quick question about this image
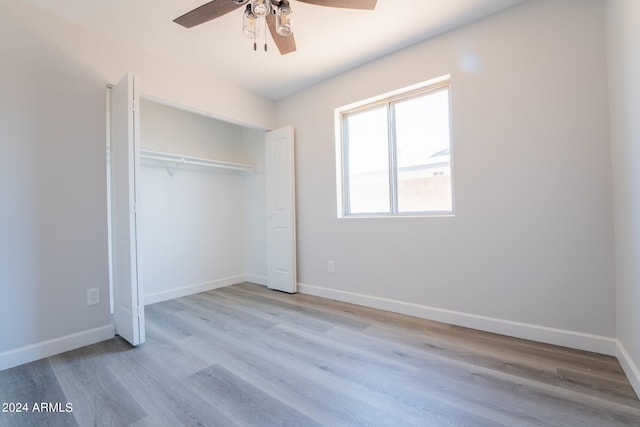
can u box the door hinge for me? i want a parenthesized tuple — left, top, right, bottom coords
(133, 305, 143, 318)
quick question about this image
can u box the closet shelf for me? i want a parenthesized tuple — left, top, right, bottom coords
(140, 149, 254, 173)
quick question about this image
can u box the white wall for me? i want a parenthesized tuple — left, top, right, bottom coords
(139, 100, 266, 304)
(0, 6, 112, 367)
(0, 0, 272, 370)
(140, 99, 248, 161)
(1, 0, 275, 130)
(277, 0, 616, 352)
(605, 0, 640, 394)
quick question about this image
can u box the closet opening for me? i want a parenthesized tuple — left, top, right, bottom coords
(107, 88, 279, 346)
(133, 98, 269, 307)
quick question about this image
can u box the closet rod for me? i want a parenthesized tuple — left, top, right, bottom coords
(140, 149, 253, 172)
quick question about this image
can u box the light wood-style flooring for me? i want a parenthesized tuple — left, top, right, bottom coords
(1, 282, 639, 426)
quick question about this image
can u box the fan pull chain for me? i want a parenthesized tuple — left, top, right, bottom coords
(254, 19, 258, 51)
(264, 14, 268, 52)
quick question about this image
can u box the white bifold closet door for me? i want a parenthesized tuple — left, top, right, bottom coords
(110, 73, 145, 346)
(266, 125, 297, 293)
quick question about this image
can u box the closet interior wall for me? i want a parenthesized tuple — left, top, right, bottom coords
(139, 99, 267, 305)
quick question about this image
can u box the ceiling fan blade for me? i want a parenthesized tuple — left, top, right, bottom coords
(174, 0, 244, 28)
(266, 13, 297, 55)
(296, 0, 377, 10)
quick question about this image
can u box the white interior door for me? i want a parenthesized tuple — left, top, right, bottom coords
(110, 73, 145, 345)
(266, 125, 297, 293)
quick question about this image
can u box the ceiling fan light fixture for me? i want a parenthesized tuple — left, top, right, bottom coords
(276, 2, 293, 37)
(174, 0, 377, 55)
(242, 4, 260, 39)
(251, 0, 271, 17)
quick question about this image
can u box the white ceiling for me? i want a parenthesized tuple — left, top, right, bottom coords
(23, 0, 525, 100)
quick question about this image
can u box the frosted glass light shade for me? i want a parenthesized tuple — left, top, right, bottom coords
(276, 7, 292, 37)
(276, 1, 293, 37)
(251, 0, 271, 17)
(243, 6, 260, 38)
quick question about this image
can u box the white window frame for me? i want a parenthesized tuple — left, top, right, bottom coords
(335, 75, 455, 218)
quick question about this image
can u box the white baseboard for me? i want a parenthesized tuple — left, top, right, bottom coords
(144, 275, 247, 305)
(616, 341, 640, 398)
(0, 325, 114, 372)
(297, 282, 618, 356)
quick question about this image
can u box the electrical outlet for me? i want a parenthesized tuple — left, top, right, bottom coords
(86, 288, 100, 306)
(328, 260, 335, 273)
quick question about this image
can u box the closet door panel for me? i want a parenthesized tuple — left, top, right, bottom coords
(110, 73, 145, 346)
(266, 126, 296, 293)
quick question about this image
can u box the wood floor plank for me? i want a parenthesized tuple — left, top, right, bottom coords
(180, 335, 407, 426)
(407, 355, 640, 426)
(144, 303, 194, 341)
(259, 325, 502, 426)
(202, 288, 336, 334)
(161, 303, 455, 425)
(232, 282, 453, 332)
(105, 344, 239, 427)
(357, 320, 640, 408)
(180, 297, 506, 425)
(1, 282, 639, 426)
(48, 340, 147, 427)
(180, 329, 493, 426)
(219, 285, 372, 331)
(443, 324, 625, 377)
(0, 359, 78, 427)
(187, 364, 322, 427)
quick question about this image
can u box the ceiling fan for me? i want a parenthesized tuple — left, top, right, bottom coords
(173, 0, 378, 55)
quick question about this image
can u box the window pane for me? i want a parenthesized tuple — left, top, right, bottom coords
(345, 106, 390, 214)
(395, 89, 452, 212)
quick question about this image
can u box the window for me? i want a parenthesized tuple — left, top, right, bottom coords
(337, 78, 453, 217)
